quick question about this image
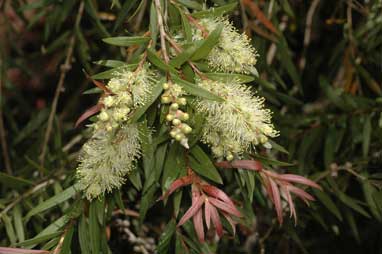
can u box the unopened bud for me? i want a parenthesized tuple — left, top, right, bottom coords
(161, 95, 171, 104)
(172, 119, 181, 126)
(170, 103, 179, 111)
(162, 82, 170, 90)
(166, 114, 174, 122)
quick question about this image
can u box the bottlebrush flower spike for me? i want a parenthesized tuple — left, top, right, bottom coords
(193, 17, 258, 74)
(216, 159, 321, 224)
(196, 79, 278, 160)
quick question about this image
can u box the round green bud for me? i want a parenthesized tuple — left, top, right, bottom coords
(178, 97, 187, 105)
(181, 113, 189, 121)
(175, 133, 183, 141)
(226, 154, 234, 161)
(99, 111, 109, 121)
(161, 95, 171, 104)
(170, 130, 177, 138)
(181, 125, 192, 134)
(172, 119, 181, 126)
(166, 114, 174, 122)
(162, 82, 170, 90)
(170, 103, 179, 111)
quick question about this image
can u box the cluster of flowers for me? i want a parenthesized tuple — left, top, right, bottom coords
(77, 66, 155, 200)
(160, 82, 192, 148)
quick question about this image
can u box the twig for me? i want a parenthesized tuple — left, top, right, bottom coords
(153, 0, 169, 63)
(299, 0, 320, 70)
(39, 1, 85, 167)
(52, 220, 74, 254)
(0, 29, 12, 174)
(266, 15, 288, 65)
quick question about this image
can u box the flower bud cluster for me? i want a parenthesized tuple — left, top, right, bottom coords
(95, 66, 155, 132)
(161, 82, 191, 148)
(193, 17, 258, 74)
(196, 79, 278, 160)
(77, 125, 141, 200)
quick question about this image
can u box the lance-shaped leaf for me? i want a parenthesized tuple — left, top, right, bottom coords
(209, 204, 223, 237)
(159, 175, 193, 201)
(208, 197, 241, 218)
(287, 185, 315, 203)
(282, 185, 297, 224)
(201, 185, 235, 207)
(215, 160, 262, 171)
(221, 212, 236, 235)
(193, 206, 205, 242)
(268, 178, 283, 224)
(204, 200, 212, 229)
(75, 104, 102, 127)
(178, 195, 205, 226)
(274, 174, 322, 190)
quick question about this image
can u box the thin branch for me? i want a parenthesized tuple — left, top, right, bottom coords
(39, 1, 85, 167)
(299, 0, 320, 70)
(154, 0, 169, 63)
(0, 178, 58, 217)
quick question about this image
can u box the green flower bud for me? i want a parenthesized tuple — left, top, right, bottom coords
(226, 153, 234, 161)
(170, 130, 177, 138)
(162, 82, 170, 90)
(178, 97, 187, 105)
(170, 103, 179, 111)
(99, 111, 109, 121)
(161, 95, 171, 104)
(172, 119, 181, 126)
(175, 133, 183, 141)
(166, 114, 175, 122)
(181, 124, 192, 134)
(181, 113, 189, 121)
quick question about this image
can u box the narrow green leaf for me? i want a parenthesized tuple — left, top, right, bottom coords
(157, 220, 176, 254)
(172, 75, 223, 101)
(147, 48, 177, 74)
(0, 172, 34, 189)
(362, 181, 382, 221)
(204, 72, 255, 83)
(78, 215, 91, 254)
(89, 201, 101, 254)
(113, 0, 139, 32)
(338, 192, 371, 218)
(179, 9, 192, 43)
(13, 205, 25, 242)
(84, 0, 110, 37)
(177, 0, 203, 10)
(191, 2, 238, 18)
(149, 2, 158, 48)
(93, 59, 127, 68)
(25, 184, 79, 220)
(169, 44, 198, 68)
(362, 115, 372, 158)
(18, 232, 62, 247)
(189, 146, 222, 184)
(130, 79, 164, 122)
(102, 36, 150, 46)
(2, 215, 17, 245)
(313, 189, 343, 221)
(190, 24, 223, 61)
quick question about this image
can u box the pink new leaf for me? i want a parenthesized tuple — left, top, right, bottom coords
(178, 195, 205, 226)
(0, 247, 49, 254)
(159, 176, 193, 201)
(193, 208, 205, 242)
(208, 197, 242, 218)
(276, 174, 322, 190)
(204, 200, 212, 229)
(75, 103, 102, 127)
(269, 178, 283, 224)
(201, 185, 235, 207)
(287, 185, 315, 203)
(209, 204, 223, 237)
(282, 185, 297, 225)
